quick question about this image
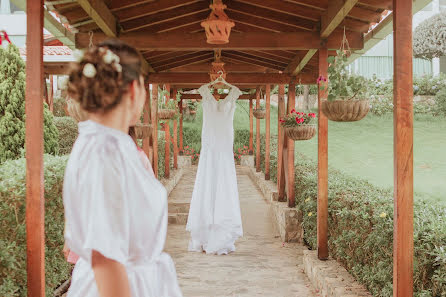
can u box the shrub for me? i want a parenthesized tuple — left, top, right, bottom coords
(413, 11, 446, 60)
(435, 87, 446, 116)
(0, 44, 59, 164)
(0, 155, 71, 297)
(54, 117, 78, 155)
(53, 97, 67, 117)
(413, 75, 446, 96)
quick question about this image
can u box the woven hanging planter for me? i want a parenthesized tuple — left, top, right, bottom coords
(201, 0, 234, 44)
(253, 109, 266, 119)
(134, 123, 152, 139)
(285, 125, 316, 141)
(67, 98, 88, 122)
(158, 109, 176, 120)
(321, 99, 370, 122)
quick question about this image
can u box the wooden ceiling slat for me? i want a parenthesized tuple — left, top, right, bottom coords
(113, 0, 202, 22)
(151, 51, 208, 67)
(77, 31, 364, 51)
(155, 54, 214, 72)
(225, 1, 316, 31)
(120, 2, 209, 31)
(167, 61, 268, 73)
(148, 72, 317, 84)
(357, 0, 392, 10)
(259, 50, 298, 60)
(109, 0, 158, 11)
(226, 51, 289, 68)
(240, 50, 291, 64)
(321, 0, 359, 38)
(222, 53, 285, 71)
(231, 22, 279, 33)
(123, 11, 208, 32)
(77, 0, 118, 37)
(56, 6, 88, 23)
(226, 11, 310, 32)
(282, 0, 327, 10)
(349, 6, 383, 22)
(234, 0, 322, 22)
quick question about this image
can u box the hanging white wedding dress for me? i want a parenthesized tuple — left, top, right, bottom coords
(186, 84, 243, 255)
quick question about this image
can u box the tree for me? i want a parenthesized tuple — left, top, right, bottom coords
(0, 44, 58, 164)
(413, 11, 446, 60)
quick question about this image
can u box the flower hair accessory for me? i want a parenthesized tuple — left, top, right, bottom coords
(73, 49, 84, 62)
(82, 63, 97, 78)
(103, 49, 120, 64)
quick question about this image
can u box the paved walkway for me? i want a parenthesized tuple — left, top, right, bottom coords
(165, 167, 318, 297)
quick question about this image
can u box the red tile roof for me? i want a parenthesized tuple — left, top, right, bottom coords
(19, 46, 72, 57)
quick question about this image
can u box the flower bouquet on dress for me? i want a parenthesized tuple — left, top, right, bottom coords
(280, 110, 316, 141)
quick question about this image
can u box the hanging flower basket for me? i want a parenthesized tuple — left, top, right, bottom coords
(285, 125, 316, 141)
(66, 98, 88, 122)
(280, 110, 317, 141)
(253, 109, 266, 119)
(134, 123, 152, 139)
(189, 109, 197, 115)
(158, 109, 176, 120)
(321, 99, 370, 122)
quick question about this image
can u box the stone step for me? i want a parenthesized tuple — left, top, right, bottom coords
(168, 213, 188, 225)
(168, 201, 190, 213)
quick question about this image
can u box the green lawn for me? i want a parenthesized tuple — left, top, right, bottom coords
(184, 102, 446, 204)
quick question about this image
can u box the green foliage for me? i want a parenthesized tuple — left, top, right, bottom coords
(324, 50, 369, 101)
(435, 88, 446, 116)
(413, 11, 446, 60)
(0, 44, 59, 164)
(54, 117, 78, 155)
(53, 97, 67, 117)
(413, 74, 446, 96)
(0, 155, 71, 297)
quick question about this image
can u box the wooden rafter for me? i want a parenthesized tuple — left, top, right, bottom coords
(227, 11, 312, 32)
(287, 0, 359, 75)
(166, 61, 268, 73)
(154, 52, 214, 72)
(76, 0, 118, 37)
(235, 0, 321, 21)
(120, 2, 209, 32)
(224, 51, 288, 69)
(225, 0, 316, 31)
(77, 31, 364, 51)
(74, 0, 154, 73)
(148, 73, 316, 84)
(222, 53, 285, 71)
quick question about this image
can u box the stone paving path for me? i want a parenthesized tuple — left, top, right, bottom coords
(165, 167, 319, 297)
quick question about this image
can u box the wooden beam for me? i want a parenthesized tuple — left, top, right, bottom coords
(286, 49, 318, 75)
(249, 99, 254, 155)
(179, 97, 184, 154)
(148, 73, 317, 85)
(120, 1, 209, 31)
(236, 0, 322, 21)
(76, 31, 364, 51)
(151, 84, 159, 177)
(265, 84, 271, 180)
(12, 0, 75, 48)
(393, 0, 414, 295)
(321, 0, 359, 38)
(317, 47, 328, 260)
(256, 87, 261, 172)
(163, 84, 171, 179)
(225, 51, 288, 68)
(26, 0, 45, 296)
(165, 61, 268, 73)
(222, 52, 286, 71)
(77, 0, 118, 36)
(287, 82, 296, 207)
(179, 94, 252, 100)
(172, 87, 178, 169)
(153, 52, 213, 70)
(277, 84, 286, 201)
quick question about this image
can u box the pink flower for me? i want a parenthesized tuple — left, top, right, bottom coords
(291, 109, 297, 114)
(317, 76, 327, 84)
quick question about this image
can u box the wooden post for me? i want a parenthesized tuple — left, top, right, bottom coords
(249, 98, 254, 155)
(265, 84, 271, 180)
(393, 0, 414, 295)
(287, 82, 296, 207)
(172, 88, 178, 169)
(179, 99, 183, 154)
(48, 75, 54, 112)
(317, 47, 329, 260)
(151, 84, 159, 178)
(26, 0, 45, 296)
(277, 84, 286, 201)
(143, 84, 151, 158)
(255, 86, 261, 172)
(164, 84, 170, 179)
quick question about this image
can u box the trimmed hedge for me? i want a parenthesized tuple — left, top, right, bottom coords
(54, 117, 78, 155)
(0, 155, 71, 297)
(257, 135, 446, 297)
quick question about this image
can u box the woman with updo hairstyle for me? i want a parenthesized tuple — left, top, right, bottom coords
(63, 39, 183, 297)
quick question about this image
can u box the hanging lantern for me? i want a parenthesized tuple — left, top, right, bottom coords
(209, 50, 226, 88)
(201, 0, 235, 44)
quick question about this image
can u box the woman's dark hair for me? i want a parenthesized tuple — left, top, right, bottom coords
(67, 39, 143, 113)
(128, 126, 137, 144)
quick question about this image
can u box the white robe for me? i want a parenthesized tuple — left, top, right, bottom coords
(63, 120, 182, 297)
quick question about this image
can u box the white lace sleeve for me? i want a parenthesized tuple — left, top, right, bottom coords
(228, 86, 243, 102)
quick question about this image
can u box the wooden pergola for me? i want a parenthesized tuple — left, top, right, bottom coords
(21, 0, 417, 296)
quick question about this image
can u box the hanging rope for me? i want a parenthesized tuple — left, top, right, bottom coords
(88, 31, 94, 48)
(340, 26, 351, 57)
